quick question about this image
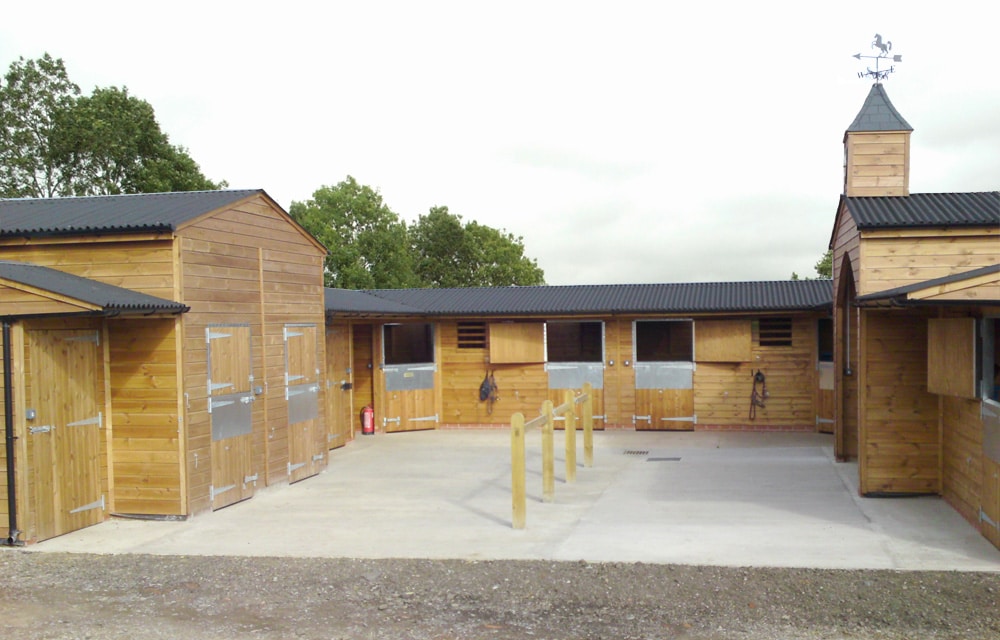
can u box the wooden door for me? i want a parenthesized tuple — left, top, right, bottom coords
(285, 324, 324, 482)
(26, 328, 103, 541)
(382, 323, 438, 433)
(632, 320, 695, 431)
(207, 324, 256, 510)
(325, 324, 353, 448)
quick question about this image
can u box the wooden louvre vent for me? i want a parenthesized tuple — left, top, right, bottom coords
(457, 322, 487, 349)
(757, 317, 793, 347)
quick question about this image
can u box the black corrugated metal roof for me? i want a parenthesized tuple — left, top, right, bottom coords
(847, 84, 912, 133)
(845, 192, 1000, 229)
(0, 189, 263, 237)
(0, 261, 189, 315)
(857, 264, 1000, 304)
(324, 288, 425, 315)
(326, 280, 833, 317)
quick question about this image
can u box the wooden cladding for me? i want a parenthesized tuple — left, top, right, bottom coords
(845, 131, 910, 197)
(695, 320, 751, 362)
(927, 317, 977, 399)
(489, 322, 544, 364)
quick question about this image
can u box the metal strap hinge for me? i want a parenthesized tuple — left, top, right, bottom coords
(661, 415, 697, 423)
(633, 415, 651, 423)
(210, 484, 237, 501)
(69, 495, 105, 514)
(67, 413, 102, 428)
(29, 425, 53, 435)
(981, 509, 999, 530)
(409, 414, 438, 423)
(384, 417, 401, 426)
(312, 453, 324, 462)
(816, 417, 835, 425)
(244, 473, 259, 484)
(65, 332, 100, 345)
(288, 462, 306, 474)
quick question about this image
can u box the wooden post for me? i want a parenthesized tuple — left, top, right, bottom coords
(564, 390, 577, 483)
(582, 382, 594, 468)
(511, 412, 526, 529)
(541, 400, 554, 502)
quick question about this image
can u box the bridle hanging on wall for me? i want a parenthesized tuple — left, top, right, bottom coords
(749, 369, 768, 421)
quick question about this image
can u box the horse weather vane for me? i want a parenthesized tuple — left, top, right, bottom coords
(854, 34, 902, 83)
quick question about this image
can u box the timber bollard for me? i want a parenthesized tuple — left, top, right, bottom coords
(564, 390, 577, 483)
(511, 412, 526, 529)
(542, 400, 555, 503)
(582, 382, 594, 468)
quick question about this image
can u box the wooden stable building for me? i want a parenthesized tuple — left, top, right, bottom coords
(322, 281, 834, 436)
(0, 190, 328, 544)
(831, 83, 1000, 549)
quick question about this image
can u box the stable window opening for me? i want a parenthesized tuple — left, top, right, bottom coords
(384, 323, 434, 365)
(547, 321, 603, 362)
(758, 317, 793, 347)
(635, 320, 693, 362)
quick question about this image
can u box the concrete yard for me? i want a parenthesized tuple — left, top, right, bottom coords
(29, 430, 1000, 571)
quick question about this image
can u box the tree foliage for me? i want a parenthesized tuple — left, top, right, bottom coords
(411, 206, 544, 287)
(791, 250, 833, 281)
(0, 53, 222, 198)
(290, 178, 546, 290)
(290, 177, 418, 289)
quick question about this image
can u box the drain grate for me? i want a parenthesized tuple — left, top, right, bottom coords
(647, 457, 682, 462)
(623, 450, 649, 456)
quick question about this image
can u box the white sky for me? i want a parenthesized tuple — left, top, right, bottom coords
(2, 1, 997, 285)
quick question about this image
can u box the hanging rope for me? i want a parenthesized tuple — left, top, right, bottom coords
(749, 370, 768, 421)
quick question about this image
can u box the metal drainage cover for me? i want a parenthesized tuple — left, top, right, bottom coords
(647, 457, 682, 462)
(623, 450, 649, 456)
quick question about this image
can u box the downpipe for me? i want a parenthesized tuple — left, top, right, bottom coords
(3, 320, 22, 545)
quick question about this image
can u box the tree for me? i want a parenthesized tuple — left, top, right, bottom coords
(289, 177, 419, 289)
(0, 53, 222, 198)
(791, 250, 833, 281)
(0, 53, 80, 197)
(410, 206, 544, 287)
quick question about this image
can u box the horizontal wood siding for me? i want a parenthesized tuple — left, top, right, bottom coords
(694, 318, 817, 427)
(108, 318, 182, 516)
(0, 239, 175, 299)
(859, 230, 999, 296)
(860, 311, 939, 494)
(845, 131, 909, 197)
(439, 321, 546, 424)
(941, 395, 983, 526)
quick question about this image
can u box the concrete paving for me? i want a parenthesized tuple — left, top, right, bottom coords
(28, 430, 1000, 570)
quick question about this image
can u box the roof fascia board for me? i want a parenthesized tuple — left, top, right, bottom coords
(907, 272, 1000, 302)
(0, 231, 174, 246)
(860, 225, 1000, 238)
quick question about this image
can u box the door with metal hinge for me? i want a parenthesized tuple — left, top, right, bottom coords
(325, 324, 353, 448)
(207, 324, 256, 510)
(546, 321, 606, 430)
(632, 320, 696, 431)
(285, 324, 324, 482)
(383, 323, 438, 433)
(26, 328, 104, 541)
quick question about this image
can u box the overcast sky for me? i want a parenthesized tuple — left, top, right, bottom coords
(2, 1, 997, 286)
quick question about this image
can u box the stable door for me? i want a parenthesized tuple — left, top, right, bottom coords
(26, 328, 104, 541)
(285, 324, 324, 481)
(632, 320, 695, 430)
(207, 324, 256, 510)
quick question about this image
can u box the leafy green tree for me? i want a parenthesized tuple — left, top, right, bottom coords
(289, 177, 419, 289)
(0, 53, 222, 198)
(0, 53, 80, 197)
(814, 250, 832, 279)
(791, 250, 833, 281)
(410, 207, 544, 287)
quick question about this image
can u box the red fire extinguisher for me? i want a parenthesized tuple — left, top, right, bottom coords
(361, 404, 375, 436)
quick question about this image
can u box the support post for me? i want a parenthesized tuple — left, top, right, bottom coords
(511, 412, 526, 529)
(564, 390, 577, 483)
(582, 382, 594, 468)
(541, 400, 554, 502)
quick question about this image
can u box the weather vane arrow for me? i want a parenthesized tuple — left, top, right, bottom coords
(854, 34, 902, 83)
